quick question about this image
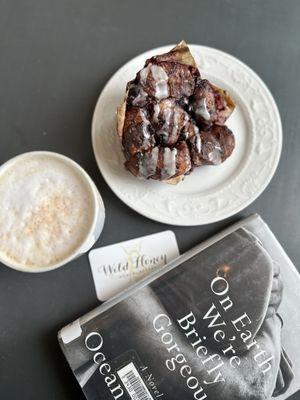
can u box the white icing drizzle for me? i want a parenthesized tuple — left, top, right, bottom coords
(139, 147, 159, 178)
(192, 132, 202, 153)
(153, 103, 160, 123)
(151, 65, 169, 99)
(140, 63, 169, 100)
(163, 107, 172, 128)
(184, 119, 199, 140)
(139, 65, 150, 85)
(208, 145, 222, 164)
(161, 148, 177, 180)
(195, 98, 210, 120)
(183, 113, 190, 127)
(139, 109, 151, 144)
(172, 108, 180, 137)
(132, 87, 148, 106)
(155, 100, 182, 142)
(180, 113, 191, 138)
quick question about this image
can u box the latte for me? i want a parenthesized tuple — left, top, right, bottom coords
(0, 152, 100, 270)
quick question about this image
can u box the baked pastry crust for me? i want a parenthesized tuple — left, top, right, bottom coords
(117, 41, 236, 184)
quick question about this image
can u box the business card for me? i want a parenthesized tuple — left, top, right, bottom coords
(88, 231, 179, 301)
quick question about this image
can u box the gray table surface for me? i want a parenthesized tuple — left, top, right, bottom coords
(0, 0, 299, 398)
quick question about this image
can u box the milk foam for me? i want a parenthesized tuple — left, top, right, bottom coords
(0, 154, 95, 268)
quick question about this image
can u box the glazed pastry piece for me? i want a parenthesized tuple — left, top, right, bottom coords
(122, 107, 154, 157)
(189, 125, 235, 166)
(190, 79, 235, 127)
(126, 44, 200, 107)
(125, 142, 191, 183)
(151, 99, 199, 146)
(117, 41, 236, 184)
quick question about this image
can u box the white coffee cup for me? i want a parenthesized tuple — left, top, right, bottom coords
(0, 151, 105, 273)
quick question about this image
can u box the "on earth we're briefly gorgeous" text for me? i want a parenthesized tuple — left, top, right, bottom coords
(153, 275, 274, 400)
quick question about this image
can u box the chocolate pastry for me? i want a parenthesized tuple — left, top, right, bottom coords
(190, 79, 235, 126)
(190, 125, 235, 166)
(117, 41, 236, 184)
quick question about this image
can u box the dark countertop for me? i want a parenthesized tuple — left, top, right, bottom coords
(0, 0, 299, 398)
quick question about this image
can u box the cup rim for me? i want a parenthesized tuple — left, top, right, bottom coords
(0, 151, 102, 273)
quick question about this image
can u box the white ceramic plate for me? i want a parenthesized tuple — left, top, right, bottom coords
(92, 45, 282, 226)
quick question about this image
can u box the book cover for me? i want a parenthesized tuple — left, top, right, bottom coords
(58, 215, 300, 399)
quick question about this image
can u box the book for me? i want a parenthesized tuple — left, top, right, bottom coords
(58, 214, 300, 400)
